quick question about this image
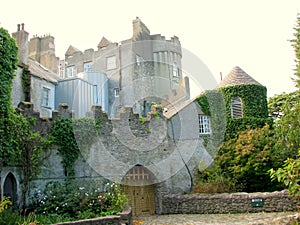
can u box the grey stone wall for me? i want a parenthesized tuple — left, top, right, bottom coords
(30, 75, 56, 117)
(54, 207, 132, 225)
(161, 190, 298, 214)
(12, 67, 25, 109)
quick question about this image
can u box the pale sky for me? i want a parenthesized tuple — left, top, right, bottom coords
(1, 0, 299, 97)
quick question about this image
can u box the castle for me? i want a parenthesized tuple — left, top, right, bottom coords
(1, 18, 268, 216)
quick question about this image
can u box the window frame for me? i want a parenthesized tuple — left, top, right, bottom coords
(114, 88, 120, 97)
(66, 66, 75, 77)
(172, 62, 180, 77)
(106, 55, 117, 70)
(42, 87, 51, 108)
(83, 62, 93, 73)
(199, 114, 211, 135)
(231, 97, 243, 118)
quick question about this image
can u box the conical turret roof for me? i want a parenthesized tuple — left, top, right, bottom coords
(218, 66, 262, 88)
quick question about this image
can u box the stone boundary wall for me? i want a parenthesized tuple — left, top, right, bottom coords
(54, 207, 132, 225)
(161, 190, 299, 214)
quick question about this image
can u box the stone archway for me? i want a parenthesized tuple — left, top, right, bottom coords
(122, 165, 156, 216)
(3, 172, 18, 207)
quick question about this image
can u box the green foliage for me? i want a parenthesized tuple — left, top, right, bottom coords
(269, 155, 300, 199)
(269, 101, 300, 198)
(220, 84, 269, 120)
(196, 94, 210, 115)
(31, 180, 127, 220)
(21, 66, 31, 101)
(196, 90, 227, 156)
(268, 91, 300, 119)
(0, 27, 18, 166)
(0, 197, 12, 213)
(50, 117, 104, 177)
(50, 118, 81, 177)
(193, 165, 236, 193)
(290, 13, 300, 88)
(214, 125, 284, 192)
(225, 117, 273, 140)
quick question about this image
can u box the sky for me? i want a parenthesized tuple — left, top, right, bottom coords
(1, 0, 299, 97)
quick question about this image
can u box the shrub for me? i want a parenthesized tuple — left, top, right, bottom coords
(31, 180, 127, 219)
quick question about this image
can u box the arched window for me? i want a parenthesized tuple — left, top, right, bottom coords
(231, 97, 243, 118)
(3, 172, 18, 208)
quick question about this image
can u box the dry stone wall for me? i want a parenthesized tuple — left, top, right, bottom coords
(161, 190, 298, 214)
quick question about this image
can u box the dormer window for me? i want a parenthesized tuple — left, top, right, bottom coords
(231, 97, 243, 118)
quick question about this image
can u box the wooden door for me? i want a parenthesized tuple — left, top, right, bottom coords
(122, 165, 156, 216)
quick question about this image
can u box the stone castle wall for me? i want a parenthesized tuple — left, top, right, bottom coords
(161, 190, 298, 214)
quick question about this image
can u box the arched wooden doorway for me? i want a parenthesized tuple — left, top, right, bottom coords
(3, 172, 18, 208)
(122, 165, 156, 216)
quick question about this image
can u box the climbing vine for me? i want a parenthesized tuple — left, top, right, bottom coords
(0, 27, 19, 166)
(21, 66, 31, 101)
(0, 27, 49, 206)
(50, 116, 106, 177)
(197, 84, 271, 141)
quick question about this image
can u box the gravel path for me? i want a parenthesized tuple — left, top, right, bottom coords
(133, 212, 299, 225)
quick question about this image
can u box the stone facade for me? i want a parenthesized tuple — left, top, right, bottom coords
(63, 17, 188, 118)
(160, 190, 298, 214)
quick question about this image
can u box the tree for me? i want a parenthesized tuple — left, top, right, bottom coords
(216, 125, 283, 192)
(268, 91, 300, 119)
(269, 14, 300, 198)
(290, 14, 300, 87)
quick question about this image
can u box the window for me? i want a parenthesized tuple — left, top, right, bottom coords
(66, 66, 75, 77)
(42, 87, 50, 107)
(114, 88, 120, 97)
(84, 62, 93, 72)
(172, 62, 179, 77)
(107, 56, 117, 70)
(136, 55, 142, 66)
(231, 97, 243, 118)
(199, 115, 211, 135)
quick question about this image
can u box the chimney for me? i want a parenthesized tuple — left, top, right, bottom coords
(132, 17, 150, 41)
(12, 23, 29, 65)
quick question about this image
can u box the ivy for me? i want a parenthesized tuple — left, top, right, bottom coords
(196, 94, 210, 115)
(220, 84, 269, 119)
(21, 66, 31, 101)
(0, 27, 18, 166)
(51, 118, 81, 177)
(50, 116, 106, 177)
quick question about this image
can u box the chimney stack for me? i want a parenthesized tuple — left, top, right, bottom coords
(12, 23, 29, 65)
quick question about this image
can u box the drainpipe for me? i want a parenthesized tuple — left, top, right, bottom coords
(118, 43, 122, 106)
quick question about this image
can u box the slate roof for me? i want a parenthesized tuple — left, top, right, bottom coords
(218, 66, 262, 88)
(28, 58, 60, 84)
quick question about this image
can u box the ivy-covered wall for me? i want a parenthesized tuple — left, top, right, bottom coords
(220, 84, 269, 119)
(197, 84, 272, 140)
